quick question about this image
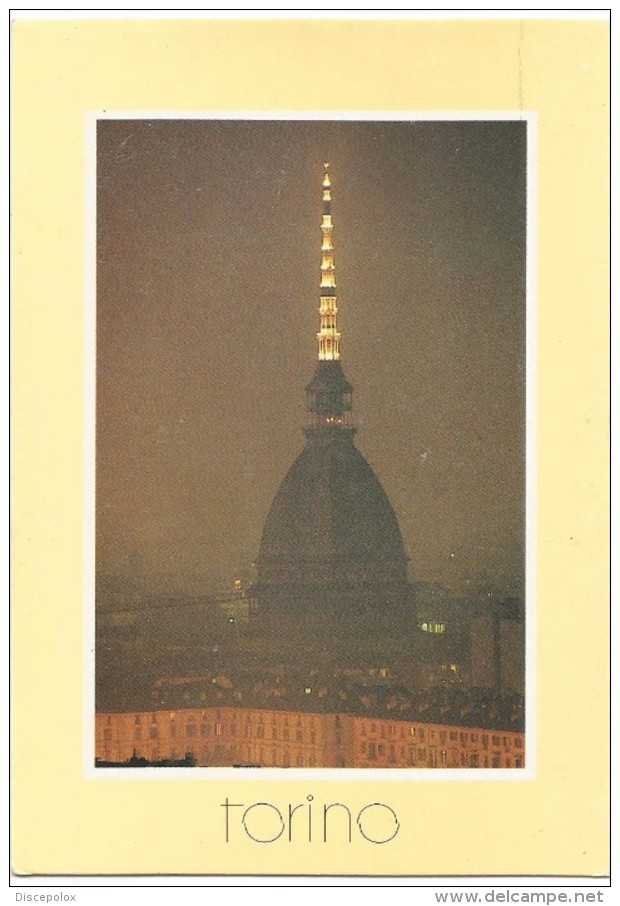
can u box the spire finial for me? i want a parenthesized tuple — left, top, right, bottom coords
(317, 163, 340, 361)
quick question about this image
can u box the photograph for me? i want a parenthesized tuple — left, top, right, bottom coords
(94, 118, 528, 771)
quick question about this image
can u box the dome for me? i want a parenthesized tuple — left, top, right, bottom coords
(255, 429, 411, 635)
(259, 432, 407, 586)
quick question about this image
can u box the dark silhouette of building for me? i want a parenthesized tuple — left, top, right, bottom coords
(253, 165, 412, 647)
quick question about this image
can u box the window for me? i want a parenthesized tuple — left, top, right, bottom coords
(492, 754, 500, 768)
(368, 743, 377, 761)
(492, 735, 500, 747)
(134, 727, 141, 741)
(429, 749, 437, 767)
(420, 621, 446, 634)
(103, 728, 112, 741)
(187, 724, 196, 737)
(469, 754, 479, 768)
(514, 737, 523, 748)
(201, 723, 210, 737)
(149, 727, 158, 739)
(515, 756, 523, 768)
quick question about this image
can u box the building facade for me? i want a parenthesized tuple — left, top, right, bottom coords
(96, 706, 524, 769)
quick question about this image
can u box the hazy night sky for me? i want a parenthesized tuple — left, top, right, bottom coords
(97, 119, 526, 598)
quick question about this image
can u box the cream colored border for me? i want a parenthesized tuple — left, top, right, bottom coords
(12, 19, 609, 876)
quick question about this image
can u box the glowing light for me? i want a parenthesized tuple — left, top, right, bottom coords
(420, 621, 447, 635)
(316, 165, 341, 361)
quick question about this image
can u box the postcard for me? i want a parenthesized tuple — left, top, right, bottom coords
(12, 16, 610, 878)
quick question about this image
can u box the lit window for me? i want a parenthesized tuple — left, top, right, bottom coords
(420, 621, 447, 634)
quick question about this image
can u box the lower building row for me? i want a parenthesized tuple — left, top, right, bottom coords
(96, 706, 525, 769)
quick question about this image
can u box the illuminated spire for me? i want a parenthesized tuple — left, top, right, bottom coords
(304, 164, 354, 434)
(317, 162, 341, 361)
